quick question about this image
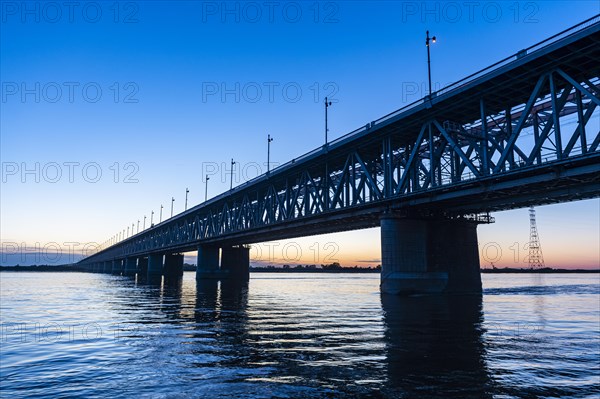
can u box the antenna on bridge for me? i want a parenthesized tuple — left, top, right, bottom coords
(528, 206, 545, 269)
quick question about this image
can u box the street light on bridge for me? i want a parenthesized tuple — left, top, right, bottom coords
(185, 188, 189, 211)
(151, 210, 154, 226)
(205, 175, 210, 201)
(160, 205, 163, 223)
(137, 220, 140, 233)
(143, 215, 146, 230)
(171, 197, 175, 217)
(324, 97, 332, 144)
(267, 134, 273, 173)
(426, 30, 437, 98)
(230, 158, 236, 190)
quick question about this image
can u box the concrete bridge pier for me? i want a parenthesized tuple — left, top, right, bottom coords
(196, 245, 221, 279)
(137, 257, 148, 274)
(102, 261, 109, 273)
(164, 254, 184, 277)
(221, 246, 250, 281)
(124, 257, 138, 276)
(147, 254, 163, 276)
(380, 214, 481, 295)
(112, 259, 123, 275)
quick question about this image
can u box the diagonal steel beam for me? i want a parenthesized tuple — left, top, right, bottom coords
(495, 73, 548, 172)
(433, 119, 480, 177)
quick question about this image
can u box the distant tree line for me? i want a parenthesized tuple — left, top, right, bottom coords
(250, 262, 381, 273)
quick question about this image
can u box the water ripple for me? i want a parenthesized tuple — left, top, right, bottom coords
(1, 272, 598, 398)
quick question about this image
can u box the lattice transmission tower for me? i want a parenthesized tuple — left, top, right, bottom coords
(528, 206, 545, 269)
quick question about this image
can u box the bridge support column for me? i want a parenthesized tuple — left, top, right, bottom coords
(429, 219, 482, 293)
(221, 246, 250, 280)
(196, 245, 221, 279)
(124, 257, 137, 276)
(137, 257, 148, 274)
(112, 259, 122, 274)
(103, 261, 112, 273)
(147, 254, 163, 276)
(380, 215, 481, 295)
(164, 254, 184, 277)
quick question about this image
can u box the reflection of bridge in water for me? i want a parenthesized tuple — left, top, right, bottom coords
(80, 17, 600, 294)
(115, 276, 490, 397)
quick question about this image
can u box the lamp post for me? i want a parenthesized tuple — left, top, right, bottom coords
(171, 197, 175, 217)
(143, 215, 146, 230)
(325, 97, 332, 144)
(205, 175, 210, 201)
(267, 134, 273, 173)
(160, 205, 163, 223)
(230, 158, 236, 190)
(151, 211, 154, 226)
(137, 220, 140, 233)
(426, 30, 437, 97)
(185, 188, 189, 210)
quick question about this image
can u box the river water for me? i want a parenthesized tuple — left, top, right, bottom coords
(0, 272, 598, 398)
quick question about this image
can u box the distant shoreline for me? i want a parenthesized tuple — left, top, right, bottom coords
(480, 267, 599, 273)
(1, 265, 598, 273)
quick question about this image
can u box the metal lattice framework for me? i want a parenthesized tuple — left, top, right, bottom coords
(81, 18, 600, 265)
(528, 207, 545, 269)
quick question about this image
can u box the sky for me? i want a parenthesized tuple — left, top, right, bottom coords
(1, 1, 599, 268)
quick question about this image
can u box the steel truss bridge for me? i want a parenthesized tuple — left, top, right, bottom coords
(81, 17, 600, 267)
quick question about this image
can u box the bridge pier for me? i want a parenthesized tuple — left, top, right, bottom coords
(124, 257, 138, 276)
(195, 245, 250, 280)
(137, 257, 148, 274)
(221, 246, 250, 280)
(380, 214, 481, 295)
(103, 261, 112, 273)
(196, 245, 221, 279)
(112, 259, 123, 275)
(147, 254, 163, 276)
(164, 254, 184, 277)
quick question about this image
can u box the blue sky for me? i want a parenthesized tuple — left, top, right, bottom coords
(1, 1, 599, 267)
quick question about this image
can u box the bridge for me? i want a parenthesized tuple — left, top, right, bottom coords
(79, 17, 600, 294)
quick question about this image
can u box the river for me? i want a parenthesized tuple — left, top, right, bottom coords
(0, 272, 598, 398)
